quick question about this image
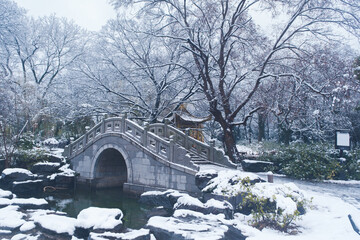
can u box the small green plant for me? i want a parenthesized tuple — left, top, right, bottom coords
(238, 178, 310, 232)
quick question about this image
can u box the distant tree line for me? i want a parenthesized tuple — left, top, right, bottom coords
(1, 0, 360, 165)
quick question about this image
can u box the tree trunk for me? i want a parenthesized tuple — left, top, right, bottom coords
(223, 125, 239, 163)
(258, 111, 266, 142)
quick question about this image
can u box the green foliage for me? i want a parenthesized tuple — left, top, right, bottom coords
(12, 148, 50, 169)
(259, 142, 360, 180)
(238, 177, 310, 232)
(13, 133, 50, 169)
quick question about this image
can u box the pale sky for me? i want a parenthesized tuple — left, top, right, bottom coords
(13, 0, 117, 31)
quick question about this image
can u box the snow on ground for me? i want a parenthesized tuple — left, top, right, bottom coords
(236, 191, 360, 240)
(324, 179, 360, 185)
(196, 168, 360, 240)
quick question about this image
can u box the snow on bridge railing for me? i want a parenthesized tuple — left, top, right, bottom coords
(64, 116, 235, 168)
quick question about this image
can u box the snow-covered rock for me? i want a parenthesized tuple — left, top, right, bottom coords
(31, 162, 61, 175)
(89, 228, 151, 240)
(0, 168, 36, 190)
(241, 159, 273, 173)
(33, 214, 76, 237)
(74, 207, 124, 239)
(0, 188, 13, 199)
(0, 205, 26, 230)
(10, 233, 39, 240)
(147, 209, 246, 240)
(11, 198, 49, 210)
(195, 169, 218, 190)
(19, 221, 36, 232)
(202, 170, 265, 197)
(139, 189, 187, 209)
(12, 180, 44, 197)
(173, 195, 234, 219)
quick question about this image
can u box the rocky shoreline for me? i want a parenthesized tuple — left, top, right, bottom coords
(0, 163, 274, 240)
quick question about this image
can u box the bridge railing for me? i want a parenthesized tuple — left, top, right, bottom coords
(65, 116, 235, 169)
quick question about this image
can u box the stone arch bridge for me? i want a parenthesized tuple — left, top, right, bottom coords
(64, 117, 235, 194)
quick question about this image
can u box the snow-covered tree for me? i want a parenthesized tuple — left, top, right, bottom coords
(110, 0, 360, 161)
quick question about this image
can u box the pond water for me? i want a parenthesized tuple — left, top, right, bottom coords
(45, 188, 153, 229)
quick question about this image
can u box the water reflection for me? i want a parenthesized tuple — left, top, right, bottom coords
(46, 188, 152, 229)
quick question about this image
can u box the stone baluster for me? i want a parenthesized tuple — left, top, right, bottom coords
(169, 135, 174, 162)
(209, 139, 215, 162)
(121, 113, 127, 133)
(143, 122, 149, 147)
(184, 128, 190, 150)
(100, 119, 105, 134)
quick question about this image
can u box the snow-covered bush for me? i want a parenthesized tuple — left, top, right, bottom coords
(202, 171, 310, 232)
(239, 178, 310, 232)
(260, 143, 338, 180)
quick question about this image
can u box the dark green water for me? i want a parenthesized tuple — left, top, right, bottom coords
(46, 188, 153, 229)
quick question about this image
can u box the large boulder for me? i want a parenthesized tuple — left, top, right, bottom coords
(241, 159, 273, 173)
(74, 207, 123, 239)
(139, 189, 186, 209)
(147, 209, 246, 240)
(31, 162, 61, 175)
(174, 195, 234, 219)
(12, 179, 44, 197)
(33, 213, 76, 239)
(11, 198, 49, 210)
(0, 189, 13, 199)
(0, 205, 26, 231)
(195, 170, 218, 190)
(0, 168, 36, 190)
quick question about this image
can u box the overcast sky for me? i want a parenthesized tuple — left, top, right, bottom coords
(13, 0, 116, 31)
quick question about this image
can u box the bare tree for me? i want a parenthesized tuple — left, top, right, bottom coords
(80, 17, 199, 122)
(111, 0, 360, 161)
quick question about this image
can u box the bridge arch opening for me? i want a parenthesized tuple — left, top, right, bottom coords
(94, 148, 127, 188)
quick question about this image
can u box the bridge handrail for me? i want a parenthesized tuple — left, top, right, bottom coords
(65, 116, 235, 169)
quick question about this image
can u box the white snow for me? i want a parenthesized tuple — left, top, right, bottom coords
(0, 198, 12, 206)
(174, 195, 204, 209)
(236, 191, 360, 240)
(242, 159, 273, 164)
(11, 198, 48, 206)
(76, 207, 123, 230)
(48, 164, 75, 180)
(148, 209, 229, 239)
(13, 180, 43, 185)
(204, 199, 232, 210)
(236, 145, 258, 154)
(33, 214, 76, 235)
(33, 162, 60, 167)
(0, 206, 26, 229)
(0, 189, 12, 198)
(89, 229, 150, 240)
(11, 233, 39, 240)
(20, 221, 36, 232)
(2, 168, 34, 176)
(202, 170, 264, 196)
(43, 138, 59, 145)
